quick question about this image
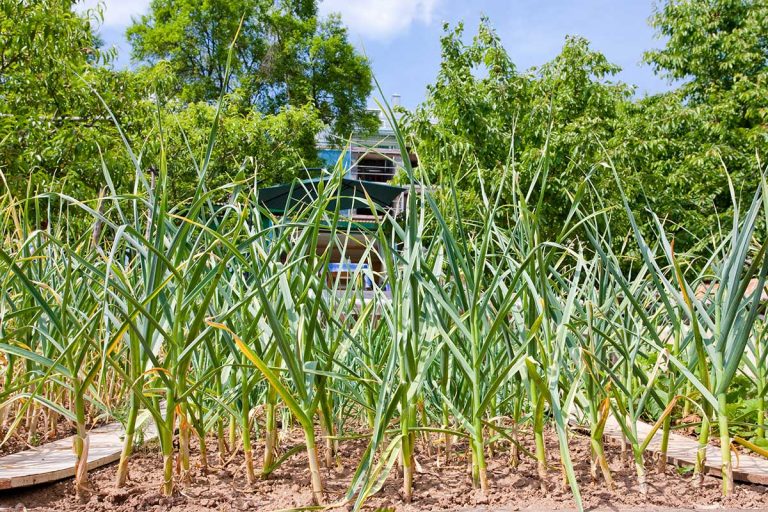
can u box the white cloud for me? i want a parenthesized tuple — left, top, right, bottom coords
(74, 0, 151, 28)
(74, 0, 439, 39)
(320, 0, 440, 40)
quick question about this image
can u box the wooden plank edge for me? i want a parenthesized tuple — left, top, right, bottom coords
(597, 420, 768, 486)
(0, 425, 158, 490)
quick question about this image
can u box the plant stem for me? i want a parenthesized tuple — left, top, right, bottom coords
(401, 401, 415, 502)
(470, 323, 488, 492)
(659, 415, 671, 473)
(217, 418, 227, 464)
(695, 414, 710, 485)
(533, 391, 547, 492)
(116, 397, 139, 487)
(634, 448, 647, 495)
(757, 371, 766, 440)
(199, 431, 208, 472)
(162, 452, 174, 497)
(590, 434, 614, 489)
(262, 385, 277, 475)
(179, 410, 191, 483)
(73, 387, 88, 499)
(305, 428, 325, 505)
(718, 394, 733, 495)
(242, 377, 255, 484)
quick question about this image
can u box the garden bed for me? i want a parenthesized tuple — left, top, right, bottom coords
(2, 427, 767, 512)
(0, 418, 77, 457)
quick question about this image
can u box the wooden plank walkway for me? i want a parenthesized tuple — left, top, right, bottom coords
(0, 421, 157, 490)
(602, 418, 768, 485)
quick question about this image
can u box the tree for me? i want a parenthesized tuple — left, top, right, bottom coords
(0, 1, 174, 202)
(153, 98, 323, 201)
(0, 1, 328, 207)
(619, 0, 768, 247)
(404, 20, 631, 235)
(645, 0, 768, 101)
(407, 8, 767, 255)
(127, 0, 377, 138)
(1, 0, 117, 196)
(525, 35, 632, 230)
(403, 20, 525, 226)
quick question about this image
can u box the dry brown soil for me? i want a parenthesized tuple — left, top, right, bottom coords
(1, 427, 768, 511)
(0, 418, 77, 457)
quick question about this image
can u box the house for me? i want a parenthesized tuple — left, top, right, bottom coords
(257, 98, 417, 294)
(316, 97, 418, 219)
(257, 177, 405, 292)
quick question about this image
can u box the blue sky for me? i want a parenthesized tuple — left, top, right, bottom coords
(77, 0, 673, 109)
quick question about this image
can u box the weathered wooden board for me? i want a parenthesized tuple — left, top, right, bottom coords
(602, 418, 768, 485)
(0, 421, 157, 490)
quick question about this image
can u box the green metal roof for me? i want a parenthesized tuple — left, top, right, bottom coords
(258, 177, 405, 214)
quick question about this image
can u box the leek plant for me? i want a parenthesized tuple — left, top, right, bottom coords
(650, 196, 764, 495)
(595, 166, 768, 495)
(0, 194, 109, 498)
(3, 75, 768, 512)
(420, 165, 528, 492)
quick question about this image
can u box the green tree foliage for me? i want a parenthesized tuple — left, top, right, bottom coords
(3, 0, 765, 253)
(0, 1, 336, 204)
(0, 0, 142, 197)
(406, 2, 767, 251)
(127, 0, 377, 138)
(633, 0, 768, 246)
(404, 20, 631, 235)
(154, 99, 323, 201)
(645, 0, 768, 101)
(528, 35, 632, 230)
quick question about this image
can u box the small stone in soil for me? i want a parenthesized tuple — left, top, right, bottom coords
(107, 491, 129, 504)
(231, 497, 249, 511)
(140, 492, 162, 507)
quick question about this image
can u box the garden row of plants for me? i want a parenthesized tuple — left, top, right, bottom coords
(0, 102, 766, 511)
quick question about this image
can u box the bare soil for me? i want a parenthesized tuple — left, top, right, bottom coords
(1, 427, 768, 511)
(0, 417, 77, 457)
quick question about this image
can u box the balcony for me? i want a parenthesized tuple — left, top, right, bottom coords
(352, 163, 396, 184)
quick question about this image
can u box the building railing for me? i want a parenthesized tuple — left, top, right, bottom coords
(352, 165, 396, 183)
